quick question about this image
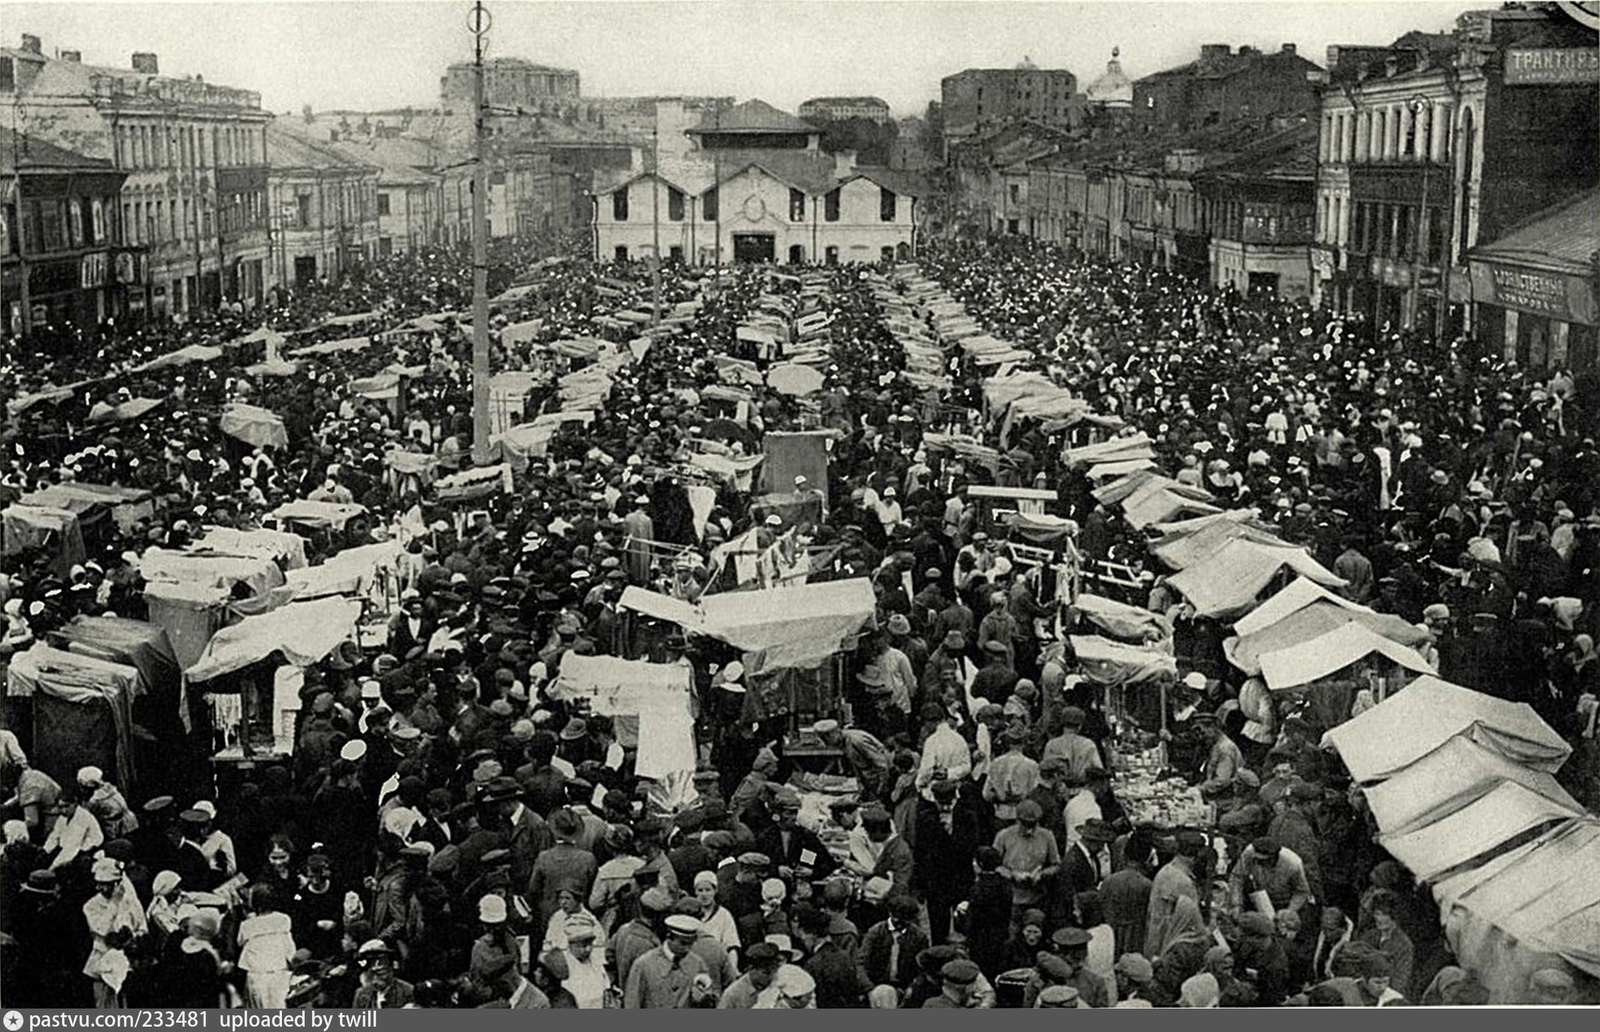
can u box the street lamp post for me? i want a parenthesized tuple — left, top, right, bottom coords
(1409, 95, 1430, 335)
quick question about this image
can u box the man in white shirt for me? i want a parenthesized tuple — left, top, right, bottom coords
(916, 709, 973, 801)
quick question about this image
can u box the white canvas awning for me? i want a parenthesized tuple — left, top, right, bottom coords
(1380, 780, 1581, 882)
(1321, 676, 1572, 782)
(1257, 620, 1434, 691)
(185, 597, 362, 682)
(1166, 538, 1344, 619)
(1362, 736, 1582, 837)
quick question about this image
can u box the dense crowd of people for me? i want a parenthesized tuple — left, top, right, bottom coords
(0, 233, 1595, 1009)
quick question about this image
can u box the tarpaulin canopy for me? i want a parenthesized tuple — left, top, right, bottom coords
(185, 597, 362, 682)
(1166, 538, 1344, 619)
(1093, 470, 1215, 507)
(500, 318, 545, 345)
(1321, 676, 1572, 783)
(1075, 593, 1171, 644)
(1432, 820, 1600, 991)
(1086, 458, 1156, 480)
(6, 642, 139, 791)
(130, 343, 222, 373)
(1255, 620, 1433, 691)
(1150, 518, 1292, 572)
(767, 363, 825, 397)
(1070, 634, 1178, 688)
(1363, 736, 1581, 837)
(190, 526, 308, 570)
(1233, 576, 1369, 637)
(53, 615, 180, 703)
(139, 547, 286, 596)
(550, 652, 696, 781)
(284, 541, 403, 600)
(317, 310, 379, 329)
(1120, 481, 1224, 531)
(1225, 598, 1433, 677)
(1380, 780, 1582, 882)
(220, 403, 289, 449)
(242, 359, 300, 378)
(17, 482, 152, 517)
(1149, 508, 1267, 537)
(225, 326, 285, 349)
(288, 335, 371, 357)
(267, 500, 367, 531)
(2, 504, 86, 565)
(1064, 433, 1155, 467)
(621, 578, 877, 674)
(87, 397, 164, 423)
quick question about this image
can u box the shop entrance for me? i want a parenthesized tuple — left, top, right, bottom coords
(733, 233, 775, 264)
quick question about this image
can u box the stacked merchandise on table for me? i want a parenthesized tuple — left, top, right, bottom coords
(1109, 737, 1213, 829)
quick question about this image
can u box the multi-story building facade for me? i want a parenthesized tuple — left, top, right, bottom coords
(591, 99, 921, 265)
(1, 127, 136, 335)
(2, 35, 273, 316)
(798, 96, 893, 124)
(941, 62, 1080, 154)
(440, 57, 578, 116)
(265, 123, 380, 291)
(1312, 6, 1598, 345)
(1134, 43, 1320, 133)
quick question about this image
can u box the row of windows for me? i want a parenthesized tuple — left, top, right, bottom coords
(612, 185, 896, 223)
(613, 243, 907, 264)
(1322, 102, 1451, 165)
(115, 120, 264, 172)
(1347, 199, 1447, 263)
(1, 196, 114, 256)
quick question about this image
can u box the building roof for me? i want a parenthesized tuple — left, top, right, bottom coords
(596, 149, 923, 199)
(446, 56, 577, 75)
(687, 99, 820, 135)
(0, 126, 115, 173)
(266, 122, 379, 172)
(800, 96, 890, 108)
(1471, 189, 1600, 275)
(1138, 44, 1321, 84)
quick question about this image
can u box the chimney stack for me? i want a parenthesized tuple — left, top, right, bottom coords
(59, 49, 81, 62)
(20, 34, 42, 55)
(834, 149, 858, 179)
(1200, 44, 1231, 62)
(1281, 43, 1297, 56)
(131, 52, 158, 74)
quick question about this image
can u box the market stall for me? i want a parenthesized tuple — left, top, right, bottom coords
(5, 642, 141, 793)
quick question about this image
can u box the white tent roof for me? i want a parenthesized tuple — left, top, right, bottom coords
(1225, 598, 1433, 677)
(620, 578, 877, 674)
(1257, 620, 1434, 691)
(1321, 675, 1572, 782)
(1433, 820, 1600, 979)
(1381, 780, 1582, 882)
(1149, 517, 1287, 572)
(1362, 736, 1582, 837)
(1232, 576, 1370, 636)
(1166, 538, 1344, 619)
(185, 597, 361, 682)
(551, 652, 695, 781)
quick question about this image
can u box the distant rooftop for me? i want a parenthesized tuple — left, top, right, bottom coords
(687, 99, 816, 135)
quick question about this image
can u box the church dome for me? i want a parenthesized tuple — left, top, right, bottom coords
(1085, 47, 1133, 107)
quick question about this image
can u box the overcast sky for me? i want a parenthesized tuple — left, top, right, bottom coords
(10, 0, 1470, 117)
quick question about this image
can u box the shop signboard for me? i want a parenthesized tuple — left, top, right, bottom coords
(1470, 260, 1599, 326)
(1504, 47, 1600, 85)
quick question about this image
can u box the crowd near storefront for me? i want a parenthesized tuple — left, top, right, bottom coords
(0, 230, 1597, 1009)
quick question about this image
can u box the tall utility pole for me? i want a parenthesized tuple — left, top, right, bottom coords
(1408, 95, 1429, 335)
(469, 1, 492, 465)
(650, 123, 661, 325)
(712, 105, 722, 289)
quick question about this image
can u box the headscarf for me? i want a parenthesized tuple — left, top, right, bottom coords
(1158, 896, 1209, 956)
(1421, 966, 1465, 1006)
(1180, 972, 1220, 1008)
